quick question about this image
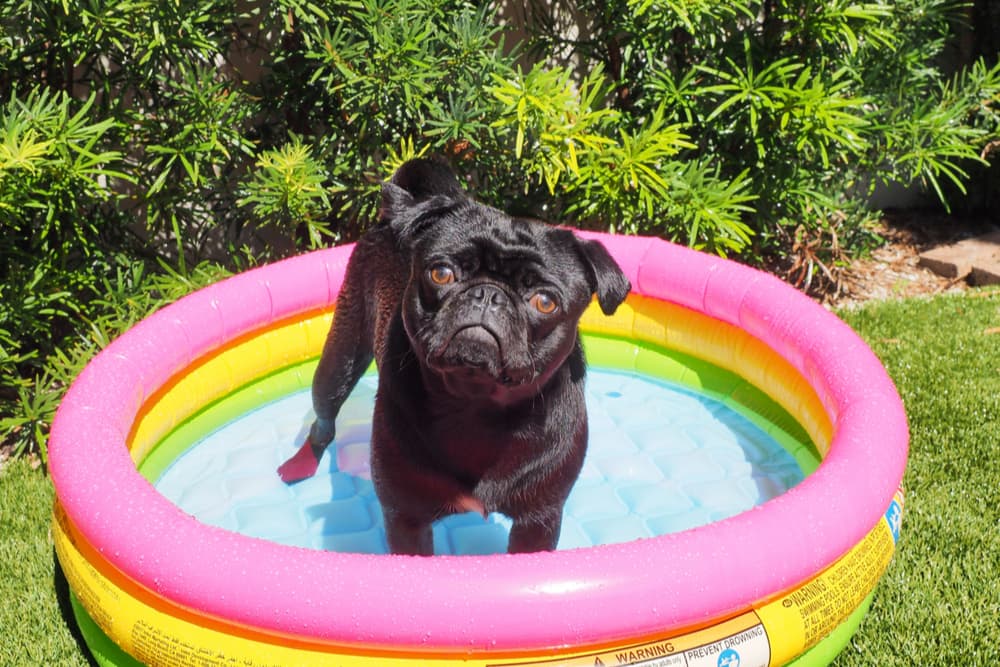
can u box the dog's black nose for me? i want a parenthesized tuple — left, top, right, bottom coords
(469, 284, 508, 311)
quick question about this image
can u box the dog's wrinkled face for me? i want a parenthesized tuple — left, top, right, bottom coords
(383, 163, 628, 403)
(405, 212, 592, 400)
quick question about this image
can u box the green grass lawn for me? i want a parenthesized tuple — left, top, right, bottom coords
(1, 458, 90, 666)
(835, 289, 1000, 665)
(1, 289, 997, 666)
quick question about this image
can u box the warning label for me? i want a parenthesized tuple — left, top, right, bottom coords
(775, 521, 895, 648)
(610, 642, 684, 666)
(488, 612, 770, 667)
(130, 620, 281, 667)
(680, 624, 769, 667)
(53, 505, 117, 633)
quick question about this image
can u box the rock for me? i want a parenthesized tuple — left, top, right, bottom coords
(918, 231, 1000, 285)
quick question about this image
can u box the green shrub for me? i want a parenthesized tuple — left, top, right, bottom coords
(0, 89, 127, 460)
(251, 0, 1000, 263)
(523, 0, 1000, 278)
(1, 0, 998, 458)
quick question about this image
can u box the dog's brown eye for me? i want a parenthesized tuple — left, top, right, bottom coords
(530, 293, 558, 314)
(429, 265, 455, 285)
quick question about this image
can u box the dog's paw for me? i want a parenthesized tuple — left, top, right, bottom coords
(277, 439, 321, 483)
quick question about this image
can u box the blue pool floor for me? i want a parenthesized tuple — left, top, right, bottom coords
(155, 369, 805, 555)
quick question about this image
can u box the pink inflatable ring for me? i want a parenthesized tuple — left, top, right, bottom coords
(50, 231, 907, 667)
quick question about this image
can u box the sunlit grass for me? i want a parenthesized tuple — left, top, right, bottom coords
(835, 288, 1000, 665)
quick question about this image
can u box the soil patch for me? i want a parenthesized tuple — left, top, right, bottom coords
(823, 210, 997, 309)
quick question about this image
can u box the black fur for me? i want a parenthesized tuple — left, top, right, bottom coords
(279, 158, 630, 555)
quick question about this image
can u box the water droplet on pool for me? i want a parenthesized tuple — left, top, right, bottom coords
(606, 391, 623, 398)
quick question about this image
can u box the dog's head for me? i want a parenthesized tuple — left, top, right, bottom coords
(382, 158, 630, 401)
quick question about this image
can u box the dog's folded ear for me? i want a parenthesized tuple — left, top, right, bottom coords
(576, 238, 632, 315)
(380, 158, 467, 240)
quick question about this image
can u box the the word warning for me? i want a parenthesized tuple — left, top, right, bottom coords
(489, 611, 770, 667)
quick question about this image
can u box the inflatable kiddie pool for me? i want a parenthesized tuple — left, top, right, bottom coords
(50, 231, 907, 667)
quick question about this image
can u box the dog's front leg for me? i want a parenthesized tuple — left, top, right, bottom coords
(371, 414, 491, 555)
(507, 511, 563, 553)
(381, 491, 485, 555)
(381, 510, 435, 556)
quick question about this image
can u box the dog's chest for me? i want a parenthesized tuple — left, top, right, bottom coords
(427, 408, 527, 482)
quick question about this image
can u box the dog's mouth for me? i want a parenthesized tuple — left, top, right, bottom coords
(428, 325, 531, 393)
(448, 324, 501, 356)
(431, 325, 501, 376)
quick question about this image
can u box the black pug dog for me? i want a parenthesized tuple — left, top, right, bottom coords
(278, 158, 630, 555)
